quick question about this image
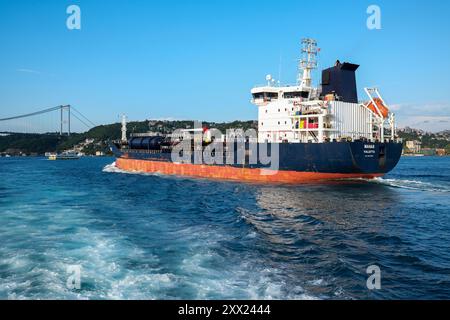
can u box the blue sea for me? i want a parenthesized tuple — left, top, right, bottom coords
(0, 156, 449, 300)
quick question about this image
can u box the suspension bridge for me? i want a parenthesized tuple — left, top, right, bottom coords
(0, 105, 96, 135)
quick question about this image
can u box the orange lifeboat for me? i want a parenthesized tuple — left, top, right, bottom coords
(366, 98, 389, 119)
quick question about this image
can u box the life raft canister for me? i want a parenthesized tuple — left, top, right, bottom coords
(367, 98, 389, 119)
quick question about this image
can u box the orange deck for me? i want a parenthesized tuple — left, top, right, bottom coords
(116, 158, 383, 184)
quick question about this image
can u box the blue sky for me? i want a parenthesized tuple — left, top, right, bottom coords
(0, 0, 450, 132)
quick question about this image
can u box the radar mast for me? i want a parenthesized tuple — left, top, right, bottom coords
(298, 38, 318, 88)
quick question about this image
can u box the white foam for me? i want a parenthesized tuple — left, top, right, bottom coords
(102, 162, 166, 178)
(309, 279, 325, 286)
(0, 201, 173, 300)
(245, 231, 257, 239)
(177, 246, 321, 300)
(107, 273, 178, 300)
(102, 162, 120, 173)
(369, 177, 449, 193)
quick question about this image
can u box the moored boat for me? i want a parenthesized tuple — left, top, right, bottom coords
(48, 152, 80, 161)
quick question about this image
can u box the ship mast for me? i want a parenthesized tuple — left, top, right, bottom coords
(298, 38, 318, 88)
(121, 114, 127, 142)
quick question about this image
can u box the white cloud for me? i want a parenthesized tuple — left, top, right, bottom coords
(389, 104, 403, 112)
(16, 68, 41, 75)
(398, 116, 450, 133)
(390, 102, 450, 132)
(391, 102, 450, 115)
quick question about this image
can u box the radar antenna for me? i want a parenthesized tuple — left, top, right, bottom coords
(298, 38, 318, 88)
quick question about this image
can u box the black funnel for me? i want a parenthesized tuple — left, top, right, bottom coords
(321, 60, 359, 103)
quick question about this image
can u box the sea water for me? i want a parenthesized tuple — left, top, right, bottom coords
(0, 156, 449, 299)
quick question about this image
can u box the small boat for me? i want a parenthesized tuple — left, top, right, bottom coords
(48, 152, 80, 160)
(403, 154, 425, 157)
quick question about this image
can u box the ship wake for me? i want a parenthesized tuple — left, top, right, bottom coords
(102, 162, 122, 174)
(364, 177, 450, 193)
(103, 162, 162, 177)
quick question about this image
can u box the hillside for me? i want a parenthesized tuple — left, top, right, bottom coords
(397, 128, 450, 153)
(0, 120, 258, 155)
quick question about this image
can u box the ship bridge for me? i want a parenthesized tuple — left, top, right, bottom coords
(251, 85, 313, 106)
(251, 38, 398, 144)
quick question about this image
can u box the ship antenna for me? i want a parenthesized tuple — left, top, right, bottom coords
(298, 38, 318, 88)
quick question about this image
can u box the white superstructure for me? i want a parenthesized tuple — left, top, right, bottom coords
(251, 38, 397, 144)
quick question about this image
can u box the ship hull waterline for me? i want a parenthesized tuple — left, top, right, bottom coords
(115, 158, 384, 184)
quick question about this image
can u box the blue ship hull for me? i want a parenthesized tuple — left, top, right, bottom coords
(111, 141, 403, 182)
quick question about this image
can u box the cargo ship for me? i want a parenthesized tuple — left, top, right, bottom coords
(111, 39, 402, 183)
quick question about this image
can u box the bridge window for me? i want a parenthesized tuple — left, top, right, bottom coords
(253, 92, 264, 100)
(252, 92, 278, 101)
(266, 92, 278, 99)
(284, 91, 309, 99)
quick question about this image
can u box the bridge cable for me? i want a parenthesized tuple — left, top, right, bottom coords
(71, 106, 96, 127)
(0, 106, 62, 122)
(71, 113, 92, 129)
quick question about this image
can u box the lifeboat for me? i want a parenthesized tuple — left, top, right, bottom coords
(366, 98, 389, 119)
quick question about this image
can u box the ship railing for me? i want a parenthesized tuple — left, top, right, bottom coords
(122, 148, 167, 154)
(253, 83, 298, 88)
(130, 132, 162, 138)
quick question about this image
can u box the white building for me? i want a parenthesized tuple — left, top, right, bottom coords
(406, 140, 422, 154)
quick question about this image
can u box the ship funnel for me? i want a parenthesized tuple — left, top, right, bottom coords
(321, 61, 359, 103)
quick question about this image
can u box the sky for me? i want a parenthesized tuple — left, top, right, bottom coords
(0, 0, 450, 132)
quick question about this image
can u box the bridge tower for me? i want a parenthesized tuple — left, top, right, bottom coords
(60, 105, 71, 136)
